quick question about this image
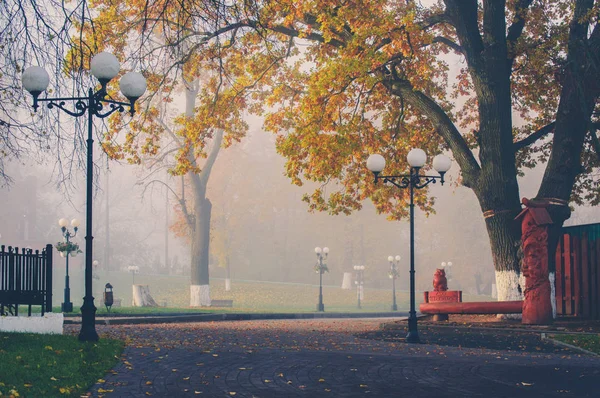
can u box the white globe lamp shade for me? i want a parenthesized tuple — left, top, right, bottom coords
(441, 262, 447, 267)
(22, 66, 50, 94)
(71, 218, 80, 228)
(323, 247, 329, 254)
(120, 71, 147, 100)
(433, 154, 452, 173)
(90, 52, 120, 82)
(366, 154, 385, 173)
(60, 252, 65, 258)
(315, 247, 322, 254)
(58, 218, 68, 228)
(361, 265, 366, 270)
(388, 255, 394, 262)
(407, 148, 427, 168)
(448, 262, 453, 267)
(93, 260, 99, 266)
(395, 255, 401, 261)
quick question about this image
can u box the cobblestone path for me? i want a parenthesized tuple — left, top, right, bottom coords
(64, 318, 600, 397)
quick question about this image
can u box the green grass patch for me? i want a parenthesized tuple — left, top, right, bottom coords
(0, 332, 123, 397)
(549, 333, 600, 355)
(50, 270, 490, 314)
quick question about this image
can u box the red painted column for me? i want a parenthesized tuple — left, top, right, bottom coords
(518, 199, 554, 325)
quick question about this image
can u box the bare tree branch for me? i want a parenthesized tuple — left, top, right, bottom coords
(514, 122, 556, 150)
(431, 36, 464, 53)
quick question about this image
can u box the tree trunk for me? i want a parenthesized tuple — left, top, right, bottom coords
(190, 197, 212, 306)
(225, 254, 231, 291)
(535, 0, 600, 318)
(483, 210, 523, 299)
(186, 127, 222, 307)
(132, 285, 158, 307)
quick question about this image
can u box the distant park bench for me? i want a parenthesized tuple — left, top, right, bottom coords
(211, 299, 233, 307)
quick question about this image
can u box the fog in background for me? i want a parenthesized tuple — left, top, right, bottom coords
(2, 109, 599, 300)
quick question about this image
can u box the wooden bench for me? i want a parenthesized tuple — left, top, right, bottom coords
(211, 299, 233, 307)
(98, 298, 122, 308)
(0, 245, 53, 316)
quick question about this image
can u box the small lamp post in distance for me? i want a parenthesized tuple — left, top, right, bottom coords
(353, 265, 365, 309)
(388, 255, 401, 311)
(441, 261, 453, 283)
(58, 217, 80, 313)
(314, 246, 329, 312)
(128, 265, 140, 285)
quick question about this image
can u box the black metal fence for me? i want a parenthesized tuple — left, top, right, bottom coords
(0, 244, 53, 316)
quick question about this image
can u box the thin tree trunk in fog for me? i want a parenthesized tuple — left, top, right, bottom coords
(188, 128, 223, 306)
(191, 197, 212, 285)
(225, 254, 231, 291)
(165, 185, 169, 274)
(342, 217, 353, 271)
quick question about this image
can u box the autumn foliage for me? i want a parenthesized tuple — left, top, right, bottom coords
(71, 1, 600, 298)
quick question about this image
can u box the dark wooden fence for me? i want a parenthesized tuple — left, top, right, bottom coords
(555, 223, 600, 319)
(0, 244, 53, 316)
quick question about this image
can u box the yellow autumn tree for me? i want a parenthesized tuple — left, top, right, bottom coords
(76, 0, 600, 305)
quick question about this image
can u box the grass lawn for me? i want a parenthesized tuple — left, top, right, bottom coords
(51, 270, 490, 314)
(549, 333, 600, 355)
(0, 332, 123, 397)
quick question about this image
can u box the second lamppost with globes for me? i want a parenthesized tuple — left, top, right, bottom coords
(388, 255, 401, 311)
(367, 148, 451, 343)
(353, 265, 365, 309)
(58, 218, 81, 313)
(22, 52, 147, 342)
(314, 247, 329, 312)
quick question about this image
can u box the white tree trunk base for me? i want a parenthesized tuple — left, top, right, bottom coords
(341, 272, 352, 289)
(549, 271, 557, 319)
(225, 278, 231, 292)
(494, 270, 523, 320)
(132, 285, 159, 307)
(190, 284, 211, 307)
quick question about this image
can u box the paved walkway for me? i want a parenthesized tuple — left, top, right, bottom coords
(65, 318, 600, 397)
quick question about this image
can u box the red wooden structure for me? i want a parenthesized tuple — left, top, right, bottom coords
(555, 223, 600, 319)
(420, 301, 522, 315)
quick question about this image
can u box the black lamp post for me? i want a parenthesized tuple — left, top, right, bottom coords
(22, 52, 147, 342)
(58, 218, 80, 313)
(314, 246, 329, 312)
(353, 265, 365, 309)
(388, 255, 401, 311)
(367, 149, 452, 343)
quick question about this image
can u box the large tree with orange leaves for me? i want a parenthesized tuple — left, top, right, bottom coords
(79, 0, 600, 304)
